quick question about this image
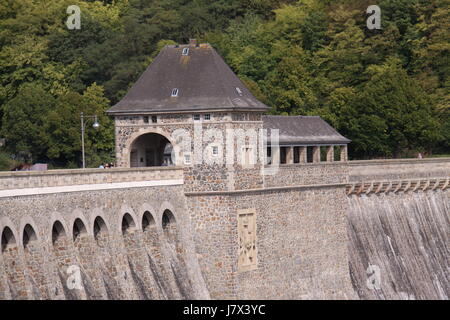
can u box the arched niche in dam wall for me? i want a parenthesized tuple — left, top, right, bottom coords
(51, 220, 87, 300)
(141, 210, 181, 299)
(162, 209, 178, 246)
(92, 215, 122, 300)
(72, 217, 107, 300)
(121, 212, 165, 299)
(1, 226, 28, 299)
(21, 223, 49, 299)
(161, 209, 193, 299)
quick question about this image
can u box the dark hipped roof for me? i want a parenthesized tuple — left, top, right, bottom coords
(107, 43, 269, 114)
(263, 115, 351, 145)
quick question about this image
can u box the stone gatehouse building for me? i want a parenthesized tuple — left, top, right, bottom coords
(107, 40, 350, 177)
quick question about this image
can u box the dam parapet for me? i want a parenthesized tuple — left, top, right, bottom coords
(347, 158, 450, 195)
(0, 167, 183, 192)
(348, 158, 450, 181)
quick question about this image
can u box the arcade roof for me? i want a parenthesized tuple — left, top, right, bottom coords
(263, 115, 351, 145)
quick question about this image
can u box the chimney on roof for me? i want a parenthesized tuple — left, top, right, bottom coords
(189, 38, 197, 46)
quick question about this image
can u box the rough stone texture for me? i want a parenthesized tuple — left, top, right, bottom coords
(0, 184, 209, 300)
(0, 158, 449, 300)
(264, 163, 348, 187)
(185, 186, 357, 299)
(0, 167, 182, 190)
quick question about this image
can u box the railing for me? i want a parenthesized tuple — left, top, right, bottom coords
(346, 178, 449, 195)
(348, 157, 450, 182)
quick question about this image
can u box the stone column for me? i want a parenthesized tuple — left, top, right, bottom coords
(340, 145, 348, 162)
(299, 146, 307, 163)
(271, 146, 280, 165)
(312, 146, 320, 163)
(286, 146, 294, 164)
(326, 146, 334, 162)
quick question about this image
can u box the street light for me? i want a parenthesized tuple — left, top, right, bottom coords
(80, 112, 100, 169)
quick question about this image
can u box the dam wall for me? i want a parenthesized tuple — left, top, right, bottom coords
(185, 184, 356, 300)
(0, 167, 208, 300)
(346, 158, 449, 299)
(0, 158, 448, 300)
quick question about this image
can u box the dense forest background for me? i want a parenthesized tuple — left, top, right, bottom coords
(0, 0, 448, 169)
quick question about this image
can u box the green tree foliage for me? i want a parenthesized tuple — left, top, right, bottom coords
(0, 0, 448, 167)
(208, 0, 448, 158)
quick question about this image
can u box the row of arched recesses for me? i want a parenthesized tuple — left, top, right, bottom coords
(0, 210, 179, 299)
(2, 212, 176, 253)
(1, 224, 38, 253)
(121, 210, 177, 238)
(1, 210, 177, 253)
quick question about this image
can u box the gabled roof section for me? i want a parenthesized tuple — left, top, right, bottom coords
(107, 43, 269, 114)
(263, 115, 351, 145)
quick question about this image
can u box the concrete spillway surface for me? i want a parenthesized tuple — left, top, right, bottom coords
(348, 190, 449, 299)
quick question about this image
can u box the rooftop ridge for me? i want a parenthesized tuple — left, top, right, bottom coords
(107, 44, 268, 114)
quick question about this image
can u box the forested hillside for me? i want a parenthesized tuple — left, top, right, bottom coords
(0, 0, 448, 168)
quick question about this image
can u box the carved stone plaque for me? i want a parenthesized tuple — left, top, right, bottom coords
(237, 209, 257, 272)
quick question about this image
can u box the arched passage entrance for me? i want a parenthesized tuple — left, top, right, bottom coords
(129, 133, 174, 167)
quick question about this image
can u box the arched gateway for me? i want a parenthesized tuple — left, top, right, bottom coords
(129, 132, 174, 167)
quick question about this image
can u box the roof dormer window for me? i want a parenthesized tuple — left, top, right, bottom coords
(171, 88, 179, 97)
(182, 48, 189, 56)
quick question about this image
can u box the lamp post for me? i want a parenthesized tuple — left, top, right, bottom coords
(80, 112, 100, 169)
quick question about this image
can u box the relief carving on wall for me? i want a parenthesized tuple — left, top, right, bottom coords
(238, 209, 257, 272)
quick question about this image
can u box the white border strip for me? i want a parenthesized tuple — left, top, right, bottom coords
(0, 179, 184, 198)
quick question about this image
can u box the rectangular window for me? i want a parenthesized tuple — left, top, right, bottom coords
(143, 116, 149, 124)
(294, 147, 300, 163)
(193, 114, 200, 121)
(151, 116, 157, 123)
(212, 146, 219, 156)
(266, 147, 272, 165)
(182, 48, 189, 56)
(280, 147, 287, 164)
(241, 146, 254, 167)
(184, 154, 191, 165)
(204, 114, 211, 120)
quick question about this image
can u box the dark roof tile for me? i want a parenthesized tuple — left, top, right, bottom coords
(107, 44, 269, 114)
(263, 115, 351, 145)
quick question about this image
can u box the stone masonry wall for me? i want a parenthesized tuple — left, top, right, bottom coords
(264, 163, 349, 188)
(0, 167, 183, 190)
(0, 184, 209, 300)
(185, 185, 357, 299)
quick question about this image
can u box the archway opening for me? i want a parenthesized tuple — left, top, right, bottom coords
(51, 221, 66, 245)
(73, 219, 87, 241)
(142, 211, 156, 232)
(162, 210, 177, 241)
(23, 224, 38, 249)
(1, 227, 16, 252)
(121, 213, 136, 234)
(130, 133, 174, 167)
(93, 217, 108, 241)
